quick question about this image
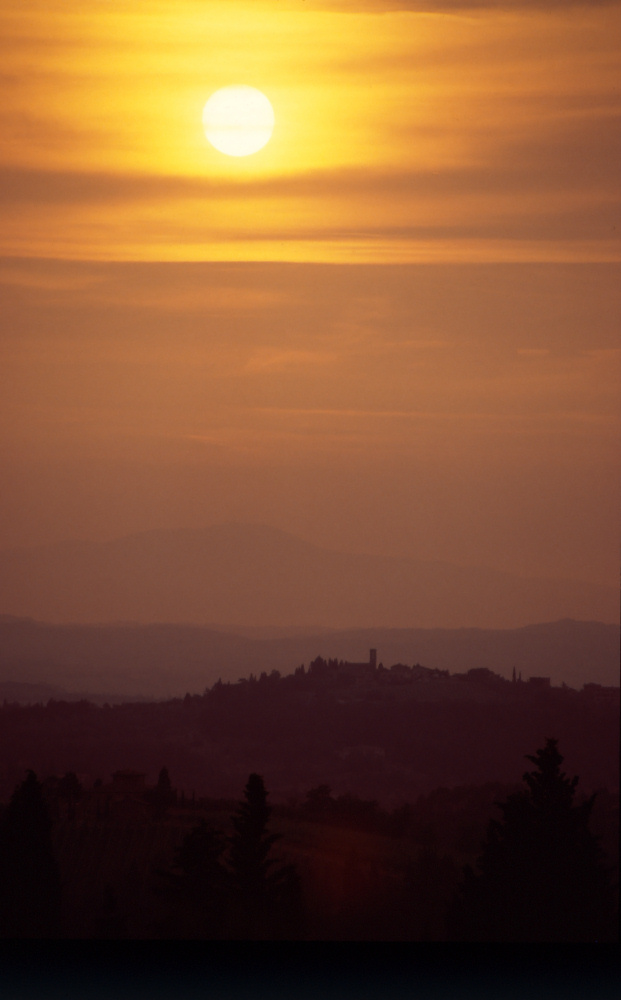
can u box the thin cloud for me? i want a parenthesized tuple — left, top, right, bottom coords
(0, 262, 102, 292)
(2, 106, 617, 207)
(244, 350, 338, 373)
(291, 0, 620, 10)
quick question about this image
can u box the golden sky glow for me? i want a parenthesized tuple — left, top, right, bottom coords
(1, 0, 619, 261)
(0, 1, 619, 624)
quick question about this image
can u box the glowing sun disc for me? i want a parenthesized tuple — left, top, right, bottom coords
(202, 86, 275, 157)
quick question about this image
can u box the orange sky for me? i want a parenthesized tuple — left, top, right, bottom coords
(0, 0, 619, 614)
(1, 0, 619, 261)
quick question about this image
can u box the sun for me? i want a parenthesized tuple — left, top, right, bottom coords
(202, 86, 275, 157)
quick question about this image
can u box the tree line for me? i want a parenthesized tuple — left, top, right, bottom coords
(0, 739, 617, 940)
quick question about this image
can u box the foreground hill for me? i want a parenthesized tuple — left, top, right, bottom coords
(0, 523, 616, 629)
(0, 662, 617, 806)
(0, 616, 618, 700)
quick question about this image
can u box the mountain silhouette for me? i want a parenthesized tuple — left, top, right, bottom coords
(0, 617, 618, 701)
(0, 523, 616, 631)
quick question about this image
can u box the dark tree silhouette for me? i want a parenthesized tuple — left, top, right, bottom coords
(449, 738, 617, 941)
(91, 882, 129, 939)
(304, 784, 336, 821)
(227, 773, 303, 938)
(57, 771, 82, 802)
(404, 845, 460, 941)
(228, 773, 281, 901)
(178, 820, 227, 888)
(0, 770, 62, 938)
(57, 771, 83, 822)
(156, 765, 172, 793)
(153, 818, 229, 938)
(149, 766, 176, 818)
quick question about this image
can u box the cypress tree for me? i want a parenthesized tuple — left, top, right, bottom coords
(154, 819, 228, 938)
(0, 770, 62, 938)
(449, 739, 617, 941)
(227, 773, 302, 938)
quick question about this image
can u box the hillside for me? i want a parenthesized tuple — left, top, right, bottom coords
(0, 616, 618, 700)
(0, 662, 617, 806)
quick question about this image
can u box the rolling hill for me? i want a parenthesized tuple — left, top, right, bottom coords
(0, 615, 617, 700)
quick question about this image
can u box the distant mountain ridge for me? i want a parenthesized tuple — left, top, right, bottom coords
(0, 523, 616, 630)
(0, 615, 618, 700)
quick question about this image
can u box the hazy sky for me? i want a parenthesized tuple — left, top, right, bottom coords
(1, 0, 619, 593)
